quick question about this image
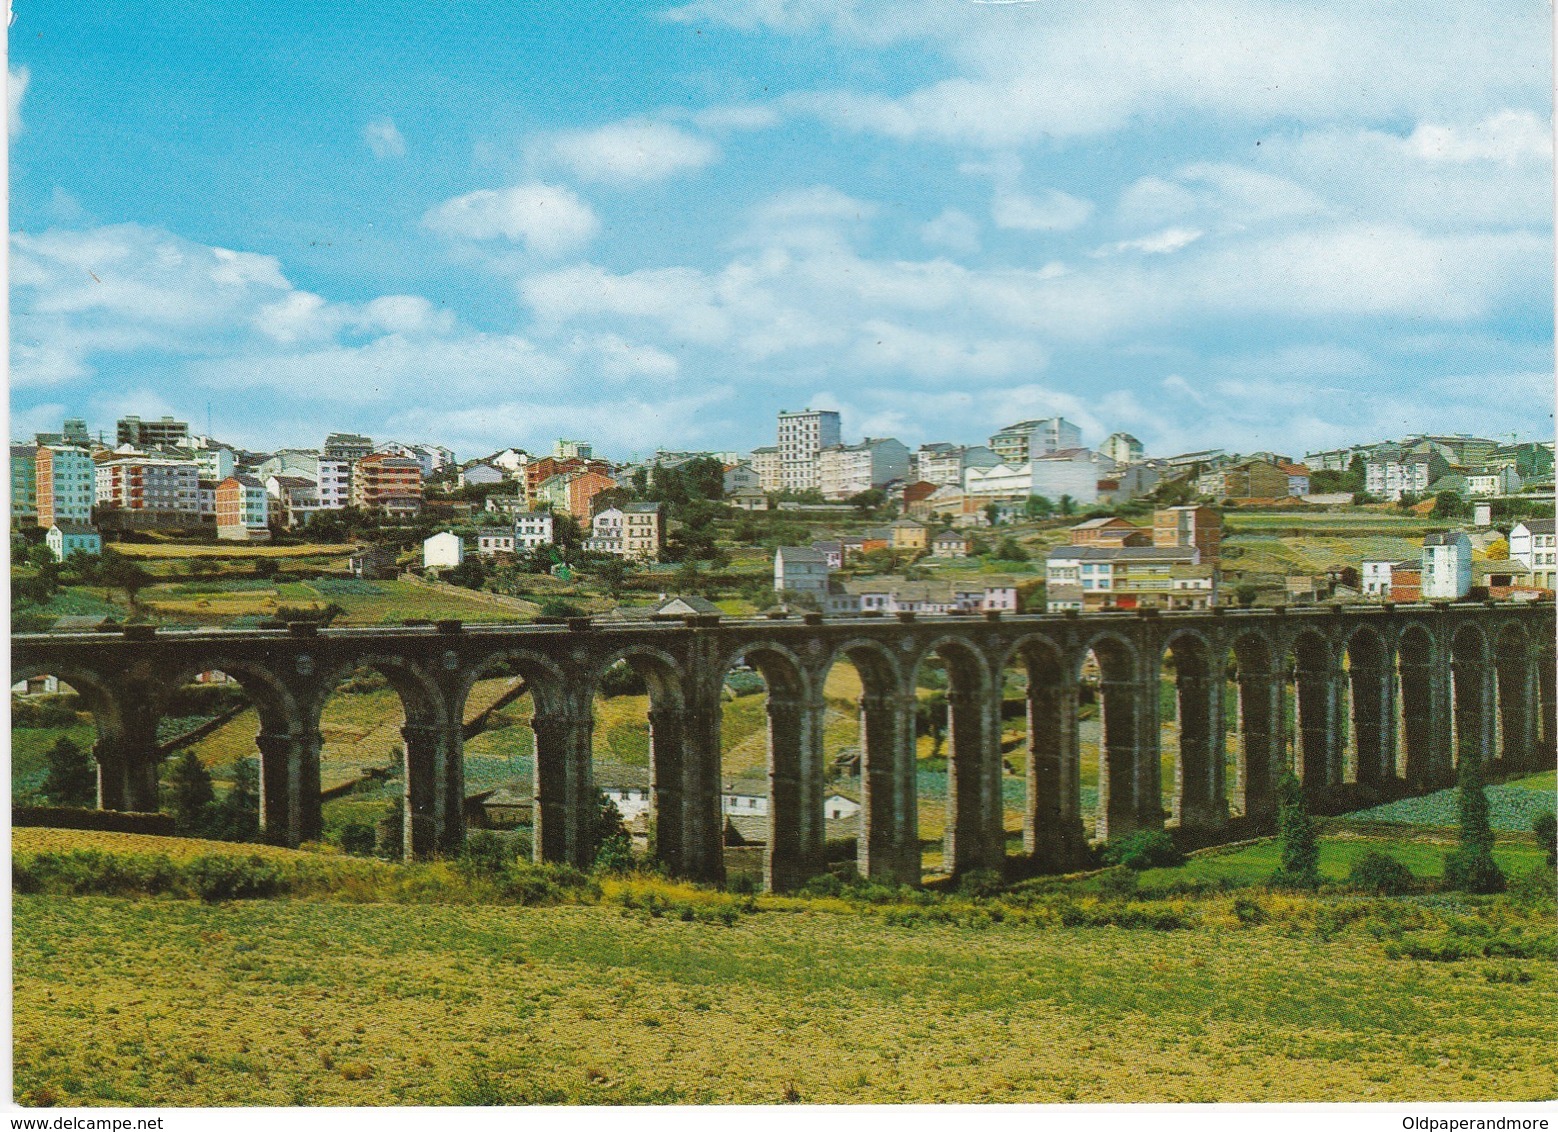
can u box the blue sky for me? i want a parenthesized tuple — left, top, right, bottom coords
(7, 1, 1553, 461)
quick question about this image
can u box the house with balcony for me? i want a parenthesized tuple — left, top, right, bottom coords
(215, 474, 272, 541)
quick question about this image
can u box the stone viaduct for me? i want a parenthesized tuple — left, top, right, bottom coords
(12, 602, 1554, 891)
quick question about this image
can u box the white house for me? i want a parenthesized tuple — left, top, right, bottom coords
(824, 793, 861, 821)
(1420, 531, 1472, 599)
(474, 528, 516, 556)
(46, 521, 102, 562)
(460, 463, 505, 488)
(1028, 449, 1100, 507)
(513, 510, 555, 550)
(423, 531, 464, 570)
(1361, 559, 1416, 597)
(1466, 467, 1523, 496)
(1509, 519, 1556, 590)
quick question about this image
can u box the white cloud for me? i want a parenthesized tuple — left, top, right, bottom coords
(542, 120, 718, 183)
(991, 188, 1094, 232)
(422, 183, 599, 257)
(363, 118, 407, 159)
(920, 208, 980, 255)
(1098, 227, 1204, 256)
(8, 66, 28, 138)
(1407, 110, 1552, 164)
(732, 1, 1547, 148)
(692, 104, 782, 132)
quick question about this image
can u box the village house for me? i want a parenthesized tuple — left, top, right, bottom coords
(474, 528, 516, 557)
(46, 520, 102, 562)
(422, 531, 464, 570)
(1508, 519, 1556, 590)
(1420, 531, 1473, 600)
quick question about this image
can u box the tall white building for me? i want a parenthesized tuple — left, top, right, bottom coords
(1509, 519, 1556, 590)
(1421, 531, 1473, 599)
(777, 409, 841, 493)
(989, 418, 1083, 465)
(915, 443, 1002, 487)
(817, 438, 910, 500)
(1101, 433, 1145, 466)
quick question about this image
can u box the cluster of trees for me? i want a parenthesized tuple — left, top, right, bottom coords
(12, 545, 154, 609)
(165, 751, 261, 841)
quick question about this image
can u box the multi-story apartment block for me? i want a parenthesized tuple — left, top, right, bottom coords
(988, 418, 1082, 465)
(513, 510, 555, 551)
(323, 432, 374, 462)
(1365, 445, 1452, 501)
(351, 453, 423, 517)
(817, 437, 910, 500)
(1421, 531, 1473, 599)
(1508, 519, 1557, 590)
(622, 502, 664, 561)
(116, 414, 188, 449)
(94, 455, 201, 527)
(264, 475, 322, 528)
(1100, 433, 1145, 466)
(1153, 505, 1222, 563)
(1304, 444, 1377, 472)
(10, 444, 38, 524)
(524, 455, 611, 498)
(33, 418, 93, 449)
(258, 451, 350, 509)
(215, 474, 272, 541)
(1028, 448, 1099, 506)
(750, 446, 782, 492)
(35, 445, 96, 528)
(554, 439, 593, 460)
(588, 507, 625, 556)
(777, 409, 841, 493)
(914, 443, 1002, 487)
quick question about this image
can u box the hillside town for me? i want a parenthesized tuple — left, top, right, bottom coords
(10, 407, 1556, 629)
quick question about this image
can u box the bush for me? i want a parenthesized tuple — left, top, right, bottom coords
(1099, 830, 1185, 871)
(1231, 894, 1270, 926)
(591, 833, 636, 875)
(1347, 850, 1417, 896)
(458, 830, 512, 877)
(1444, 848, 1507, 895)
(183, 854, 287, 901)
(1533, 811, 1556, 870)
(337, 822, 377, 857)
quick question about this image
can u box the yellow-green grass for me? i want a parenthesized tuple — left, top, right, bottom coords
(319, 580, 522, 626)
(115, 543, 353, 559)
(11, 826, 334, 862)
(13, 890, 1554, 1106)
(1511, 770, 1555, 792)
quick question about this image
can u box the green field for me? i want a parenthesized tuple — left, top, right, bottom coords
(12, 821, 1556, 1106)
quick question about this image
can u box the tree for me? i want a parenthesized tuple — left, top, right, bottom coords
(1444, 750, 1506, 893)
(167, 750, 216, 831)
(1025, 495, 1054, 519)
(1058, 494, 1077, 517)
(595, 556, 630, 598)
(1270, 770, 1320, 888)
(1235, 584, 1259, 608)
(95, 550, 154, 609)
(40, 737, 97, 806)
(207, 756, 260, 842)
(993, 536, 1029, 562)
(1432, 491, 1467, 519)
(983, 503, 1000, 527)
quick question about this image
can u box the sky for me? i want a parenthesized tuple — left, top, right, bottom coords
(6, 1, 1554, 462)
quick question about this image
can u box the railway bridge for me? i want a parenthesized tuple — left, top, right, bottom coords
(13, 602, 1554, 890)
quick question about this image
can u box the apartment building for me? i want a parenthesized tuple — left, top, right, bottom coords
(750, 446, 782, 492)
(988, 418, 1082, 465)
(1421, 531, 1473, 599)
(94, 455, 202, 527)
(35, 445, 96, 528)
(622, 502, 664, 561)
(817, 437, 910, 500)
(215, 474, 272, 541)
(1153, 505, 1222, 563)
(323, 433, 374, 462)
(914, 443, 1002, 487)
(351, 452, 424, 517)
(10, 444, 38, 523)
(777, 409, 841, 492)
(1100, 432, 1145, 466)
(116, 414, 188, 448)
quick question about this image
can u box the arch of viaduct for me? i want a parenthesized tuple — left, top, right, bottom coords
(13, 602, 1555, 891)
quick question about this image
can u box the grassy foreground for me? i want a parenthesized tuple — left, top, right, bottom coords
(12, 828, 1557, 1107)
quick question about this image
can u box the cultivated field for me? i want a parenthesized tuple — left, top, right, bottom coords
(12, 827, 1555, 1107)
